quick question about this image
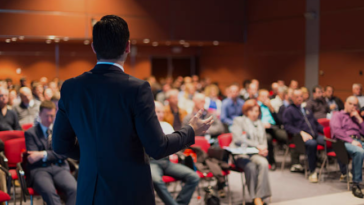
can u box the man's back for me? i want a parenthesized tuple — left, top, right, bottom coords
(53, 64, 195, 205)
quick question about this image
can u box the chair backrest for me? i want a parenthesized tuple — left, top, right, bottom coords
(217, 133, 232, 148)
(323, 126, 332, 149)
(21, 123, 33, 131)
(317, 118, 330, 128)
(191, 136, 210, 153)
(4, 138, 26, 167)
(0, 131, 24, 143)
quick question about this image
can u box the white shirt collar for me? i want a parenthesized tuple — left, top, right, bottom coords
(96, 62, 124, 72)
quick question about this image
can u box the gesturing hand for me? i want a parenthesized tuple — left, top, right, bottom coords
(189, 109, 214, 136)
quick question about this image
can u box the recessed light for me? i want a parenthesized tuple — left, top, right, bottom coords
(84, 40, 90, 45)
(152, 42, 158, 47)
(46, 40, 52, 44)
(54, 38, 60, 43)
(179, 40, 185, 44)
(143, 39, 150, 44)
(19, 36, 24, 40)
(5, 39, 11, 43)
(48, 35, 56, 40)
(16, 68, 21, 74)
(11, 37, 17, 42)
(213, 41, 219, 46)
(63, 37, 69, 41)
(184, 43, 190, 48)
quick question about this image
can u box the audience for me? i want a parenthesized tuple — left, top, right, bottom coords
(178, 83, 196, 114)
(204, 84, 222, 116)
(324, 85, 344, 112)
(230, 99, 271, 205)
(13, 87, 41, 125)
(283, 89, 325, 182)
(0, 87, 21, 131)
(32, 83, 44, 102)
(151, 101, 199, 205)
(352, 83, 364, 108)
(164, 89, 188, 130)
(243, 83, 259, 101)
(306, 86, 330, 119)
(25, 101, 77, 205)
(330, 96, 364, 198)
(8, 89, 19, 108)
(183, 93, 224, 138)
(277, 88, 293, 124)
(240, 79, 251, 100)
(271, 86, 287, 113)
(156, 84, 171, 105)
(257, 89, 287, 170)
(289, 80, 298, 89)
(221, 84, 245, 128)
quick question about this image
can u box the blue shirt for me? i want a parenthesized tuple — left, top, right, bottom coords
(39, 123, 50, 161)
(258, 101, 276, 125)
(209, 100, 217, 110)
(221, 98, 245, 125)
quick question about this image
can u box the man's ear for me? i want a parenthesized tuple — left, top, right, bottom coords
(124, 40, 131, 54)
(91, 43, 96, 54)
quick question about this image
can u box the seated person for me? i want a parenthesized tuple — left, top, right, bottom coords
(0, 87, 21, 131)
(289, 80, 298, 89)
(242, 83, 258, 101)
(164, 89, 188, 130)
(230, 99, 271, 205)
(204, 84, 222, 117)
(178, 83, 196, 114)
(301, 87, 310, 108)
(184, 93, 224, 138)
(283, 89, 325, 183)
(13, 87, 41, 125)
(221, 84, 245, 127)
(306, 86, 330, 119)
(353, 83, 364, 108)
(151, 101, 199, 205)
(277, 88, 293, 124)
(270, 82, 279, 99)
(324, 85, 344, 111)
(257, 89, 287, 170)
(330, 96, 364, 198)
(25, 101, 77, 205)
(271, 86, 287, 113)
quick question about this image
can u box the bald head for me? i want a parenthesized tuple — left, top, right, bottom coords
(193, 93, 206, 111)
(154, 101, 165, 122)
(19, 87, 33, 105)
(344, 96, 359, 113)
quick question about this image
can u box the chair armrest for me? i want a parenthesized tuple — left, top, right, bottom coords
(324, 137, 337, 143)
(16, 163, 28, 202)
(0, 152, 9, 170)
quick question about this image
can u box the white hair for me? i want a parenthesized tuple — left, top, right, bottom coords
(353, 83, 362, 89)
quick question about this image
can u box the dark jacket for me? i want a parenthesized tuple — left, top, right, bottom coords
(0, 109, 21, 131)
(25, 124, 68, 184)
(52, 64, 195, 205)
(283, 103, 323, 137)
(326, 96, 344, 111)
(306, 98, 330, 119)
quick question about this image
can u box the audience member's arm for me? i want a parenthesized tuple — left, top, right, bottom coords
(330, 113, 353, 143)
(52, 80, 80, 160)
(282, 109, 301, 135)
(134, 82, 195, 160)
(207, 114, 224, 136)
(220, 100, 232, 125)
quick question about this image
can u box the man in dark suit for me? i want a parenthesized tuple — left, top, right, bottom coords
(25, 101, 77, 205)
(52, 15, 212, 205)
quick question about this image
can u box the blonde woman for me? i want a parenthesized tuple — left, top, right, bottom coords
(204, 84, 222, 117)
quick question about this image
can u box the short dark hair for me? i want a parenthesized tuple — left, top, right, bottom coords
(40, 101, 56, 113)
(92, 15, 130, 60)
(242, 79, 251, 88)
(325, 85, 333, 91)
(312, 85, 322, 93)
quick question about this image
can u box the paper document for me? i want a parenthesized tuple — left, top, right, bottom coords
(223, 147, 259, 154)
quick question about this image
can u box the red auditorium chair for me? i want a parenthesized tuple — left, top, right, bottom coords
(317, 118, 330, 128)
(21, 123, 33, 131)
(319, 127, 351, 189)
(0, 191, 11, 205)
(0, 130, 25, 144)
(192, 136, 231, 203)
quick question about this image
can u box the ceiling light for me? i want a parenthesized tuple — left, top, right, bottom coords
(152, 42, 158, 47)
(179, 40, 185, 44)
(16, 68, 21, 74)
(5, 39, 11, 43)
(63, 37, 69, 41)
(84, 40, 90, 45)
(48, 35, 56, 40)
(46, 40, 52, 44)
(19, 36, 24, 40)
(11, 37, 17, 41)
(213, 41, 219, 46)
(184, 43, 190, 48)
(54, 38, 60, 43)
(143, 39, 150, 44)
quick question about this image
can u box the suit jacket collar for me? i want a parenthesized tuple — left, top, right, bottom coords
(90, 64, 125, 74)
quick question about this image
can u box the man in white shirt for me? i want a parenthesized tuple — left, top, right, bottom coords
(151, 101, 199, 205)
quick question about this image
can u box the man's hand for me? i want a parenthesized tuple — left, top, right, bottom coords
(330, 104, 337, 110)
(263, 122, 271, 129)
(300, 131, 313, 142)
(352, 140, 362, 148)
(27, 151, 44, 164)
(257, 145, 268, 157)
(189, 109, 214, 136)
(264, 99, 275, 112)
(351, 111, 363, 124)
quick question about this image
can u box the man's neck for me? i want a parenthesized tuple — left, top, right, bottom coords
(97, 59, 125, 66)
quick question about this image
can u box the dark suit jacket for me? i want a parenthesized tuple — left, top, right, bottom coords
(52, 64, 195, 205)
(25, 124, 68, 185)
